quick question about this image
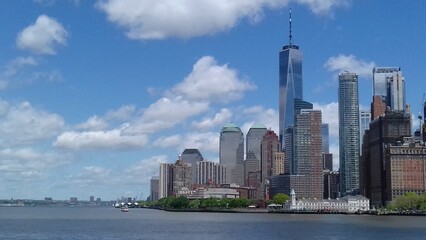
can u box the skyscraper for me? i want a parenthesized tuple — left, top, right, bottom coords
(372, 67, 405, 111)
(180, 148, 203, 185)
(321, 123, 329, 154)
(294, 109, 323, 199)
(279, 10, 303, 149)
(246, 124, 267, 162)
(150, 176, 159, 201)
(359, 110, 371, 151)
(260, 129, 280, 199)
(338, 72, 360, 195)
(219, 123, 244, 185)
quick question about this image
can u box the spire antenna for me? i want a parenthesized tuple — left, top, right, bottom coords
(289, 8, 292, 46)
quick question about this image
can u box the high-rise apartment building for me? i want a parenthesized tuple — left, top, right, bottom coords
(279, 10, 303, 149)
(260, 130, 280, 198)
(180, 148, 203, 185)
(219, 123, 244, 185)
(294, 109, 323, 199)
(172, 158, 192, 196)
(338, 72, 360, 195)
(246, 124, 267, 162)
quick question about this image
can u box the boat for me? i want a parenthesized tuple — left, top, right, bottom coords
(121, 206, 129, 212)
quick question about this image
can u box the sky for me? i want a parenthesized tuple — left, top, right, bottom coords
(0, 0, 425, 201)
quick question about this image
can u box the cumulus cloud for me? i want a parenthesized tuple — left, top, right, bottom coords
(16, 15, 67, 55)
(242, 105, 279, 133)
(0, 101, 64, 147)
(124, 96, 209, 134)
(153, 135, 182, 148)
(96, 0, 349, 40)
(54, 129, 149, 150)
(76, 115, 109, 131)
(324, 54, 375, 78)
(192, 108, 233, 130)
(313, 102, 339, 139)
(172, 56, 256, 102)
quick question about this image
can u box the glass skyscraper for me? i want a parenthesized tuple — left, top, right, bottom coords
(279, 42, 303, 148)
(372, 67, 405, 111)
(246, 124, 267, 162)
(338, 72, 360, 195)
(219, 123, 244, 185)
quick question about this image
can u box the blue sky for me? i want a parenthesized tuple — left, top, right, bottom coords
(0, 0, 425, 200)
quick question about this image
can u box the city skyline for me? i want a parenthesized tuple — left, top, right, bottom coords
(0, 1, 425, 200)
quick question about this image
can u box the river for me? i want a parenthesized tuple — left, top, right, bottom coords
(0, 207, 425, 239)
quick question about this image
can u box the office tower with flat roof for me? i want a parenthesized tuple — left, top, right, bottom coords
(195, 160, 226, 185)
(246, 124, 267, 162)
(244, 151, 260, 187)
(360, 110, 371, 151)
(180, 148, 203, 186)
(362, 110, 411, 206)
(372, 67, 405, 111)
(219, 123, 244, 185)
(150, 176, 159, 201)
(338, 72, 360, 195)
(273, 152, 285, 176)
(294, 109, 323, 199)
(321, 123, 329, 154)
(159, 163, 173, 199)
(279, 10, 303, 149)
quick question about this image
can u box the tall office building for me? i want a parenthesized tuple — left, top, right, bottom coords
(172, 158, 192, 196)
(321, 123, 329, 154)
(338, 72, 360, 195)
(246, 124, 267, 162)
(360, 110, 371, 151)
(180, 148, 203, 186)
(294, 109, 323, 199)
(159, 163, 173, 199)
(372, 67, 405, 111)
(279, 10, 303, 149)
(260, 129, 281, 199)
(150, 176, 159, 201)
(195, 160, 226, 185)
(219, 123, 244, 185)
(361, 110, 411, 206)
(244, 151, 260, 187)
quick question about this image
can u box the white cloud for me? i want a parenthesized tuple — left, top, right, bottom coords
(192, 108, 233, 130)
(124, 96, 209, 134)
(153, 135, 182, 148)
(297, 0, 349, 15)
(242, 105, 278, 133)
(105, 105, 136, 121)
(324, 54, 375, 78)
(53, 129, 149, 150)
(180, 132, 220, 153)
(3, 57, 38, 77)
(0, 101, 65, 147)
(16, 15, 67, 55)
(76, 115, 109, 131)
(96, 0, 349, 40)
(313, 102, 339, 139)
(172, 56, 256, 102)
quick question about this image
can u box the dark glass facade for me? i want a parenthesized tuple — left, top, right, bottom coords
(279, 44, 303, 149)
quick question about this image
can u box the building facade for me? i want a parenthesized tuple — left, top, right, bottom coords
(279, 11, 303, 149)
(180, 148, 203, 185)
(150, 176, 159, 201)
(246, 124, 267, 162)
(219, 123, 244, 185)
(338, 72, 360, 195)
(195, 160, 226, 185)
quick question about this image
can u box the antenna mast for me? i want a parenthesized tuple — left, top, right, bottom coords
(289, 8, 292, 46)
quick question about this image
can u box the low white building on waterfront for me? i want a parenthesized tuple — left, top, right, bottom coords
(178, 187, 240, 199)
(284, 189, 370, 213)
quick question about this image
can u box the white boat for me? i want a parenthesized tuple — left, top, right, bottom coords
(121, 206, 129, 212)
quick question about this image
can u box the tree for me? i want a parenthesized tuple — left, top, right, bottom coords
(272, 193, 289, 205)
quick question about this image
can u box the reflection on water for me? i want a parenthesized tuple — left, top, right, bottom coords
(0, 207, 425, 240)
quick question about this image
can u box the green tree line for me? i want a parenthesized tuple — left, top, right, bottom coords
(387, 192, 426, 211)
